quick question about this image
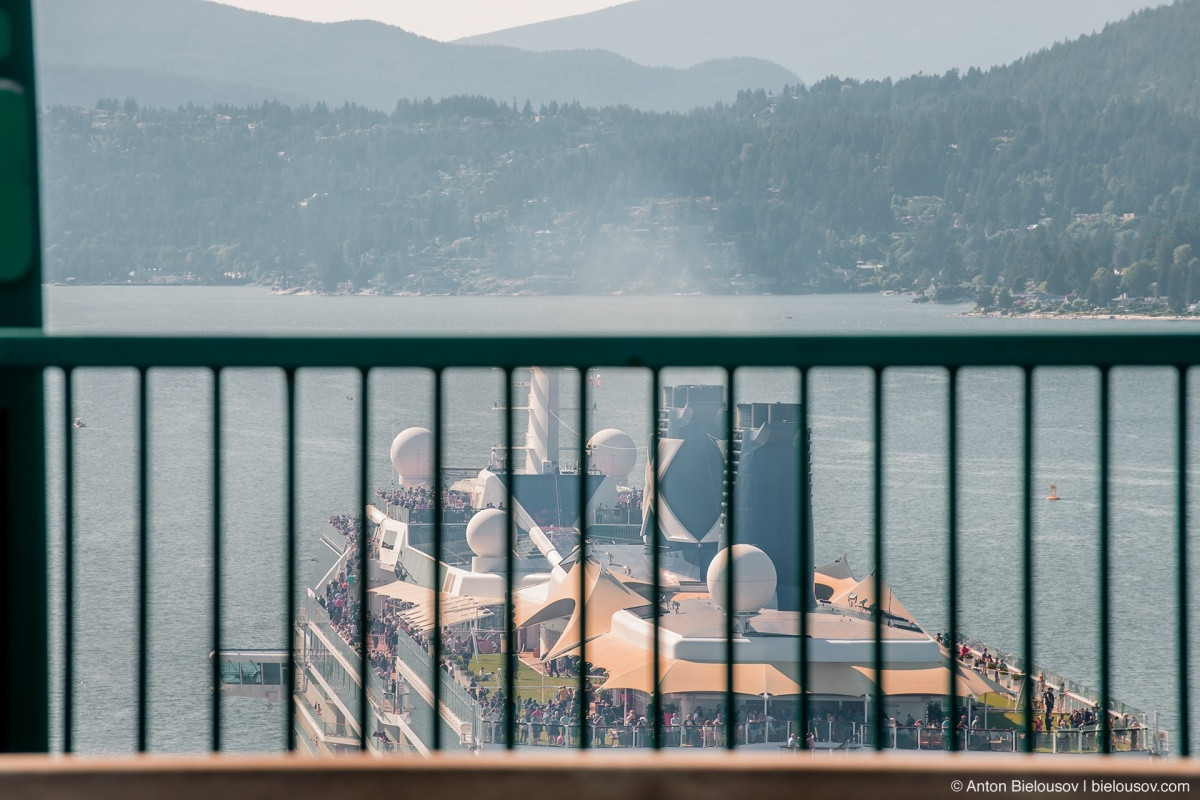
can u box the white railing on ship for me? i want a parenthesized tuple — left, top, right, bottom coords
(464, 721, 1154, 753)
(390, 624, 486, 731)
(473, 720, 848, 749)
(955, 635, 1146, 719)
(306, 598, 411, 721)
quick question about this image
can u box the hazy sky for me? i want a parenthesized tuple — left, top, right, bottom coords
(206, 1, 634, 41)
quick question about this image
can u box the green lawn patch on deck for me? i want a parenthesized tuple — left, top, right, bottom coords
(467, 654, 589, 704)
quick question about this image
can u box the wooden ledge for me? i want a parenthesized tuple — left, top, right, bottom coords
(0, 752, 1195, 800)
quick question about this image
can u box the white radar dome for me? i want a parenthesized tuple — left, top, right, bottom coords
(390, 427, 433, 485)
(587, 428, 637, 479)
(706, 544, 777, 614)
(466, 508, 507, 558)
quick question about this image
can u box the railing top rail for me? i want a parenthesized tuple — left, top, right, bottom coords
(5, 331, 1200, 369)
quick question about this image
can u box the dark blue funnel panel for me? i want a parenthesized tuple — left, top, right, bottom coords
(640, 385, 726, 563)
(731, 404, 816, 612)
(503, 472, 607, 529)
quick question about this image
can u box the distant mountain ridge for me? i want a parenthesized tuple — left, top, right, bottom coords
(32, 0, 797, 112)
(463, 0, 1169, 82)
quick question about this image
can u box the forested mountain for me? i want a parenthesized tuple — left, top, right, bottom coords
(39, 2, 1200, 309)
(986, 1, 1200, 115)
(32, 0, 796, 113)
(463, 0, 1163, 82)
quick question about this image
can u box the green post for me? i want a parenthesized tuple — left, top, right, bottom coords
(0, 0, 48, 753)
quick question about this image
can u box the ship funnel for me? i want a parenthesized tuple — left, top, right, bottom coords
(523, 367, 561, 475)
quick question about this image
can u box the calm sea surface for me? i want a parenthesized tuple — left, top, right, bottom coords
(41, 286, 1200, 753)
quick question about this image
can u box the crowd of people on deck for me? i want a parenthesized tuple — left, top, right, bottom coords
(959, 643, 1008, 673)
(376, 486, 433, 511)
(313, 520, 698, 750)
(932, 634, 1011, 675)
(327, 514, 359, 545)
(313, 515, 816, 749)
(314, 514, 1145, 752)
(615, 488, 643, 511)
(316, 552, 438, 714)
(317, 514, 507, 720)
(474, 691, 769, 748)
(319, 558, 362, 648)
(376, 486, 471, 513)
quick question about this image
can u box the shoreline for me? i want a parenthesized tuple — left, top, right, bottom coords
(44, 283, 1200, 320)
(963, 310, 1200, 321)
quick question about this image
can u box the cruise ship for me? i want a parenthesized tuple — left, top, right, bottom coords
(216, 368, 1164, 757)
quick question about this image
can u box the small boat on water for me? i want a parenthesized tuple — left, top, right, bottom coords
(72, 417, 85, 429)
(1046, 483, 1059, 501)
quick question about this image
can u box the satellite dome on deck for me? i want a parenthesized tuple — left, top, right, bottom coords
(587, 428, 637, 479)
(706, 544, 777, 614)
(390, 427, 433, 485)
(466, 508, 507, 558)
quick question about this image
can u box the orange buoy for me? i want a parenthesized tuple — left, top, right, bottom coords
(1046, 483, 1060, 501)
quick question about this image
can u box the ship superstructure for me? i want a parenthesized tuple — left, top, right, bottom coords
(217, 368, 1163, 756)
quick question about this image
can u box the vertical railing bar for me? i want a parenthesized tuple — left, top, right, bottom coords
(946, 367, 959, 752)
(797, 367, 810, 750)
(284, 368, 297, 752)
(431, 368, 444, 752)
(504, 367, 516, 751)
(0, 408, 9, 754)
(1021, 366, 1035, 753)
(61, 367, 75, 755)
(724, 367, 736, 751)
(1098, 365, 1112, 754)
(0, 0, 48, 757)
(871, 366, 884, 751)
(651, 368, 663, 751)
(358, 367, 370, 751)
(1177, 365, 1192, 758)
(210, 367, 222, 752)
(577, 367, 589, 749)
(136, 366, 149, 754)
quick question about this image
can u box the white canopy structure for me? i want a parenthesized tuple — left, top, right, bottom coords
(370, 581, 494, 632)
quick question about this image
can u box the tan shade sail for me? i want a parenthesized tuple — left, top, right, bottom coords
(603, 658, 802, 697)
(513, 581, 551, 623)
(572, 633, 650, 673)
(852, 665, 990, 697)
(792, 663, 876, 697)
(830, 574, 917, 624)
(815, 574, 859, 599)
(581, 626, 878, 698)
(515, 559, 651, 660)
(815, 553, 858, 599)
(955, 667, 998, 698)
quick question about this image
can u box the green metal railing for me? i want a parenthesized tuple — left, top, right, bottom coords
(0, 0, 46, 756)
(0, 0, 1195, 763)
(0, 332, 1197, 758)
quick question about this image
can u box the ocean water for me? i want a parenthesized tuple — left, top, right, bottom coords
(41, 286, 1200, 754)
